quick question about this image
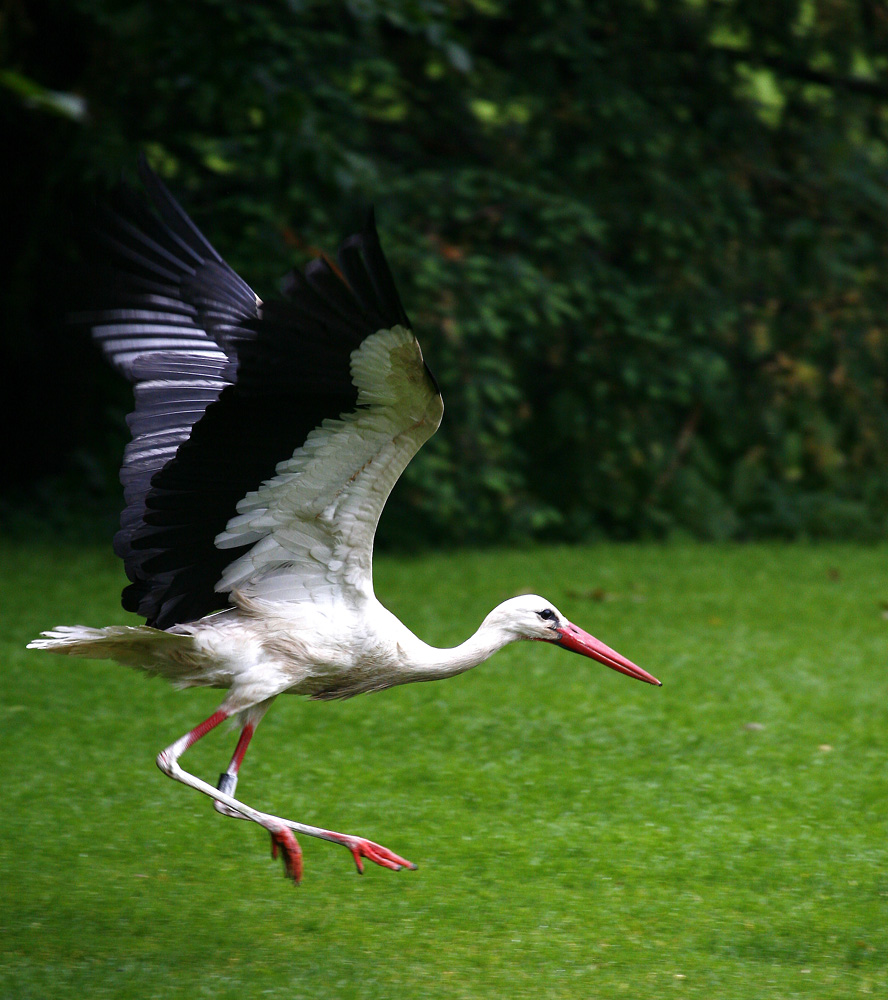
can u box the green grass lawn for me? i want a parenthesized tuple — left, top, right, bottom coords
(2, 539, 887, 999)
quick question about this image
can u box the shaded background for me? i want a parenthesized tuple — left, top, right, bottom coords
(4, 0, 888, 548)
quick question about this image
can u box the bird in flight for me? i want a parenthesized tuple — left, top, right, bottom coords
(29, 161, 661, 884)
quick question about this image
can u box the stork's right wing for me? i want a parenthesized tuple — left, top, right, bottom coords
(85, 161, 439, 630)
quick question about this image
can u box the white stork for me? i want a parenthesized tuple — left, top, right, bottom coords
(28, 162, 661, 884)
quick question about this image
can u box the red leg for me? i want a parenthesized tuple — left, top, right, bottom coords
(156, 699, 415, 885)
(214, 718, 258, 813)
(157, 708, 231, 769)
(157, 701, 308, 883)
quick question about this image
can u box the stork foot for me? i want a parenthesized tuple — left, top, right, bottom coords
(330, 834, 418, 875)
(269, 826, 304, 884)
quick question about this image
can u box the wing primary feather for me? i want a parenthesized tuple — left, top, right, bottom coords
(136, 155, 225, 266)
(338, 211, 411, 330)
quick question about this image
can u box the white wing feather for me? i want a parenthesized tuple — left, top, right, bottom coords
(214, 325, 442, 607)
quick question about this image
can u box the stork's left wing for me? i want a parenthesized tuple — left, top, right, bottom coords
(87, 163, 441, 629)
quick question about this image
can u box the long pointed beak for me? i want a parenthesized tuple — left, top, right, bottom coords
(553, 622, 661, 686)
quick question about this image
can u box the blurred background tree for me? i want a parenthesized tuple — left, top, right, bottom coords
(3, 0, 888, 545)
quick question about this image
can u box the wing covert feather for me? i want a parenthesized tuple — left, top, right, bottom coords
(215, 325, 443, 605)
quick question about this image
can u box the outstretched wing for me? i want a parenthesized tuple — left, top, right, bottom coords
(215, 322, 442, 608)
(87, 162, 441, 629)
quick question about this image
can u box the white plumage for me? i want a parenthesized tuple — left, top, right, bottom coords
(29, 163, 660, 884)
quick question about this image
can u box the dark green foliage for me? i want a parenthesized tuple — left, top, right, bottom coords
(4, 0, 888, 543)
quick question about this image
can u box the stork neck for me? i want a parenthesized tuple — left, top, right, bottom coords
(409, 621, 513, 681)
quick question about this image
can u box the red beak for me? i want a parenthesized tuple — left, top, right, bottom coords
(553, 622, 661, 686)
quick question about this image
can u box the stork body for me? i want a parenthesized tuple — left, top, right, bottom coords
(29, 163, 660, 884)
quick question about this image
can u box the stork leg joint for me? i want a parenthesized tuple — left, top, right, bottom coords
(156, 749, 177, 777)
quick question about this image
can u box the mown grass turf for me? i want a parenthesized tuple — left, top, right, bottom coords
(2, 540, 887, 999)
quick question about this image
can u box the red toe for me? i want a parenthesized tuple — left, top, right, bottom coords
(269, 828, 303, 884)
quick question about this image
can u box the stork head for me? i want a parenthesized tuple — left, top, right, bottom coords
(489, 594, 661, 686)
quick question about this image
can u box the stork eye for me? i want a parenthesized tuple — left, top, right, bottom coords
(538, 609, 557, 622)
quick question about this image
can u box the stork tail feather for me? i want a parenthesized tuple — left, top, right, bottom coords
(27, 625, 199, 680)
